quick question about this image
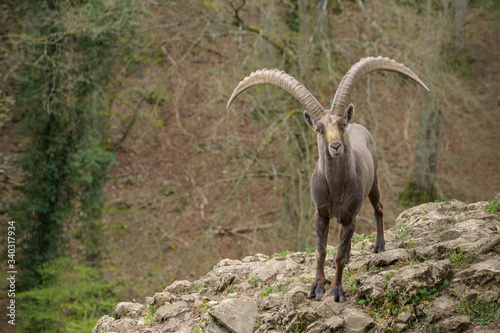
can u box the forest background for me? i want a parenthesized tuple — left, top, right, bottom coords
(0, 0, 499, 331)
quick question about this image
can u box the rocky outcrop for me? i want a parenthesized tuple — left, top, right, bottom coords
(92, 199, 500, 332)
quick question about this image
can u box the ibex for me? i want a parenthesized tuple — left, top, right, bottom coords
(227, 56, 429, 302)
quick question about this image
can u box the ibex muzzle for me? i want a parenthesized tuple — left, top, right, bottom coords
(227, 56, 429, 302)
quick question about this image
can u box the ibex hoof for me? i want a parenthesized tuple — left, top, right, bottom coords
(308, 281, 326, 300)
(330, 286, 345, 303)
(373, 241, 385, 253)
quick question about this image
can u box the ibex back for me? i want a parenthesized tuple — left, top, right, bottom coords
(227, 56, 429, 302)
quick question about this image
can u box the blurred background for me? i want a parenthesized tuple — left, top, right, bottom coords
(0, 0, 499, 331)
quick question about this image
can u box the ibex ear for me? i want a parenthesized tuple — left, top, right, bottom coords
(344, 103, 355, 123)
(303, 111, 315, 129)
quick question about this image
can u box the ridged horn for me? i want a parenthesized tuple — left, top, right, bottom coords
(330, 56, 430, 115)
(227, 69, 325, 119)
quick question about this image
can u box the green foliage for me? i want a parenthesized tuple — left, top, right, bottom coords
(11, 0, 142, 290)
(485, 200, 500, 215)
(399, 179, 439, 207)
(456, 297, 499, 325)
(384, 272, 395, 282)
(450, 248, 477, 268)
(393, 225, 413, 241)
(141, 305, 157, 326)
(305, 247, 316, 255)
(411, 286, 442, 304)
(353, 233, 375, 244)
(280, 250, 292, 260)
(248, 276, 262, 287)
(225, 285, 235, 294)
(0, 89, 14, 129)
(283, 0, 300, 32)
(197, 283, 205, 291)
(259, 286, 274, 297)
(17, 258, 118, 333)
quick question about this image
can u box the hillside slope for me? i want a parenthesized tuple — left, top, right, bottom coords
(92, 198, 500, 332)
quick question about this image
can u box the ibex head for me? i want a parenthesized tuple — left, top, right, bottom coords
(303, 104, 354, 158)
(227, 56, 429, 159)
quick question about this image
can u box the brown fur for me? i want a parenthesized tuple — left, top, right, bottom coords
(304, 104, 385, 302)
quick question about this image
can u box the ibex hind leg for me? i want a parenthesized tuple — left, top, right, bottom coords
(369, 176, 385, 253)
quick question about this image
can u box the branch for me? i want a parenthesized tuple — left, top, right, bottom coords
(356, 0, 388, 43)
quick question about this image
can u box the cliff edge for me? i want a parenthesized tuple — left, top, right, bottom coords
(93, 198, 500, 332)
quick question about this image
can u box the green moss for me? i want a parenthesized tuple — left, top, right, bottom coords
(399, 179, 439, 208)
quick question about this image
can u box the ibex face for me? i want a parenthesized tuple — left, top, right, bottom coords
(304, 104, 354, 158)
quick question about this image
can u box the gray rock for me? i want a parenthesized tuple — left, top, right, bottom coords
(370, 248, 410, 266)
(206, 321, 231, 333)
(261, 293, 284, 310)
(253, 258, 301, 282)
(156, 301, 189, 322)
(396, 308, 412, 323)
(453, 259, 500, 287)
(165, 280, 192, 293)
(209, 298, 258, 333)
(344, 309, 375, 332)
(435, 315, 471, 332)
(152, 291, 176, 307)
(112, 302, 144, 319)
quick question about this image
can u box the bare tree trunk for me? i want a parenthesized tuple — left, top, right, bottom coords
(400, 0, 443, 206)
(280, 0, 330, 250)
(451, 0, 467, 50)
(400, 88, 441, 206)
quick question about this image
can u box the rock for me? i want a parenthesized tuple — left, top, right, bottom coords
(435, 315, 471, 332)
(370, 248, 410, 266)
(156, 301, 189, 322)
(453, 258, 500, 287)
(112, 302, 144, 319)
(165, 280, 192, 293)
(344, 309, 375, 332)
(253, 258, 301, 282)
(396, 308, 412, 323)
(151, 291, 176, 307)
(261, 293, 284, 310)
(93, 198, 500, 333)
(206, 321, 231, 333)
(208, 298, 258, 333)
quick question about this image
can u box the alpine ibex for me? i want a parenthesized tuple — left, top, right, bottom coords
(227, 56, 429, 302)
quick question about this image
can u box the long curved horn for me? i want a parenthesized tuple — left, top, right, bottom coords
(330, 56, 430, 115)
(227, 69, 325, 119)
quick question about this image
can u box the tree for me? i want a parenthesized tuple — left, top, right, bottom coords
(400, 0, 469, 206)
(10, 0, 140, 290)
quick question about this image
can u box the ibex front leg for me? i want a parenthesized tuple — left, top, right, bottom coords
(308, 209, 330, 300)
(330, 218, 355, 302)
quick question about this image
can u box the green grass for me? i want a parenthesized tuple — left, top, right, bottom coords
(457, 298, 499, 325)
(259, 286, 274, 297)
(327, 246, 337, 257)
(485, 200, 500, 215)
(393, 225, 413, 241)
(248, 276, 262, 287)
(197, 283, 205, 291)
(305, 247, 316, 255)
(280, 250, 292, 260)
(450, 248, 477, 269)
(384, 272, 395, 281)
(353, 233, 375, 243)
(141, 305, 157, 326)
